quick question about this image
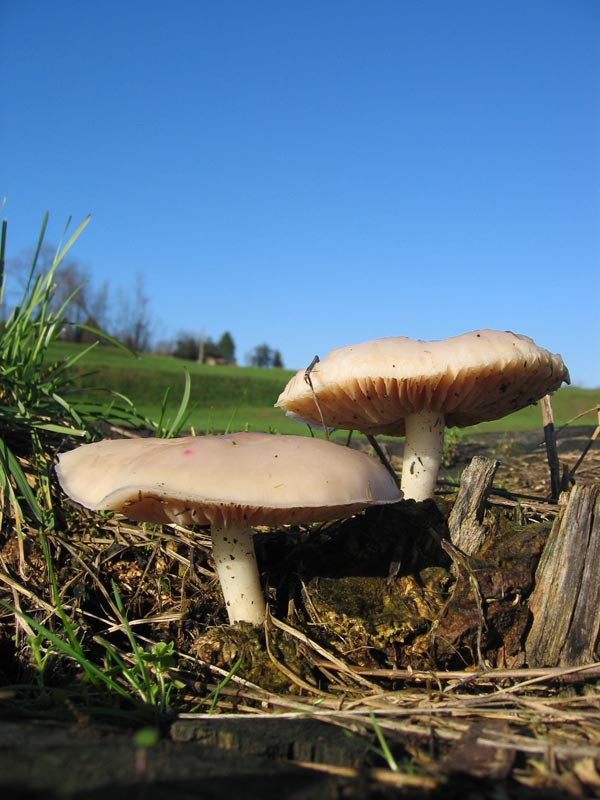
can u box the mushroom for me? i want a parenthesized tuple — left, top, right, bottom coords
(56, 431, 402, 624)
(276, 330, 570, 501)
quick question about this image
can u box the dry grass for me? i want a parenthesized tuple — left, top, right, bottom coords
(1, 423, 599, 797)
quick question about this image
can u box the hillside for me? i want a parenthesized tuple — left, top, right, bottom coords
(47, 341, 599, 435)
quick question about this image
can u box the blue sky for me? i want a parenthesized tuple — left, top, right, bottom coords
(2, 1, 599, 386)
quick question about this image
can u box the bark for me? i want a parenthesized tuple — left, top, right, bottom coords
(448, 456, 499, 555)
(526, 483, 600, 666)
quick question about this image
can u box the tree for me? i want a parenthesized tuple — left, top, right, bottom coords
(172, 332, 199, 361)
(6, 243, 155, 351)
(246, 343, 279, 368)
(53, 263, 110, 342)
(272, 349, 284, 368)
(217, 331, 236, 364)
(173, 333, 225, 362)
(6, 243, 111, 341)
(114, 273, 153, 352)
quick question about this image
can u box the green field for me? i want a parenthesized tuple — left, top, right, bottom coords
(46, 341, 600, 437)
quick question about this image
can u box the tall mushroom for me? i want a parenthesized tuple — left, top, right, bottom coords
(276, 330, 570, 501)
(56, 431, 402, 624)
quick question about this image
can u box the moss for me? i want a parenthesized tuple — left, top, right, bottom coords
(190, 622, 326, 696)
(312, 576, 386, 618)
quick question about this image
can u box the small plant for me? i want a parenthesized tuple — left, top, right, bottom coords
(0, 214, 88, 531)
(369, 712, 400, 772)
(95, 582, 185, 712)
(4, 577, 185, 719)
(0, 212, 148, 534)
(0, 211, 201, 720)
(152, 368, 192, 439)
(205, 657, 243, 713)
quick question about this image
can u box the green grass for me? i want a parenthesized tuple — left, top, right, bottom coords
(45, 340, 299, 433)
(45, 340, 599, 435)
(1, 210, 598, 732)
(0, 213, 194, 722)
(0, 214, 144, 532)
(466, 384, 599, 433)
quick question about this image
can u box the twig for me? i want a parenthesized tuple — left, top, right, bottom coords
(366, 434, 401, 489)
(309, 662, 600, 685)
(268, 613, 379, 690)
(540, 394, 562, 499)
(263, 610, 326, 694)
(568, 417, 600, 483)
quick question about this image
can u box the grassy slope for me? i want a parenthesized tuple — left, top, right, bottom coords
(47, 341, 300, 434)
(47, 341, 600, 435)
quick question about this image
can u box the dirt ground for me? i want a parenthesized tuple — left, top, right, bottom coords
(1, 426, 599, 799)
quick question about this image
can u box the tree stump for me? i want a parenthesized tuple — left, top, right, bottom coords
(526, 483, 600, 667)
(448, 456, 499, 555)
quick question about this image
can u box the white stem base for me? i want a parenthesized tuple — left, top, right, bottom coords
(211, 523, 266, 624)
(400, 412, 445, 501)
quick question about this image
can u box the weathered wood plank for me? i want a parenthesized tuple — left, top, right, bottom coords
(448, 456, 499, 555)
(526, 483, 600, 667)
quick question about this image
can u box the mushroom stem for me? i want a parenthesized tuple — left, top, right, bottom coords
(211, 522, 267, 625)
(400, 412, 445, 501)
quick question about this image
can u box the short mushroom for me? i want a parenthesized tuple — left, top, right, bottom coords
(276, 330, 570, 501)
(56, 431, 402, 624)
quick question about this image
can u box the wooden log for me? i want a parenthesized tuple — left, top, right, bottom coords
(526, 483, 600, 667)
(440, 719, 515, 780)
(171, 716, 372, 767)
(448, 456, 499, 555)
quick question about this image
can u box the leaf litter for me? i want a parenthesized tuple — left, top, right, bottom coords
(0, 422, 599, 798)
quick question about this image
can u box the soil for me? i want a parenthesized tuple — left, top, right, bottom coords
(0, 715, 584, 800)
(1, 426, 599, 799)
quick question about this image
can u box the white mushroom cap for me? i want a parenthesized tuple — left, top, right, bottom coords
(276, 330, 569, 501)
(56, 431, 402, 624)
(276, 330, 569, 435)
(56, 431, 401, 525)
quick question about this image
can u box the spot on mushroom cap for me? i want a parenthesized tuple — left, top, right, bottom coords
(275, 329, 570, 436)
(56, 431, 402, 527)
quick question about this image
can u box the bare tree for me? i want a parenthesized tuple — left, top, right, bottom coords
(5, 242, 157, 350)
(86, 279, 110, 333)
(5, 243, 110, 340)
(114, 273, 153, 352)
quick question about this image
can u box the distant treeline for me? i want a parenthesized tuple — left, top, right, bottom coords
(4, 245, 284, 368)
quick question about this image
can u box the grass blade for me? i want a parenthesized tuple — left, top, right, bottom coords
(0, 437, 44, 524)
(53, 214, 91, 267)
(0, 217, 7, 302)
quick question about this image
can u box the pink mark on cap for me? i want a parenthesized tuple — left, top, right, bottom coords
(182, 448, 194, 456)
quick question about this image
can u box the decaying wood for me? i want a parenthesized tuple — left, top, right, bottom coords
(526, 483, 600, 667)
(447, 456, 499, 555)
(171, 715, 373, 767)
(440, 719, 515, 779)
